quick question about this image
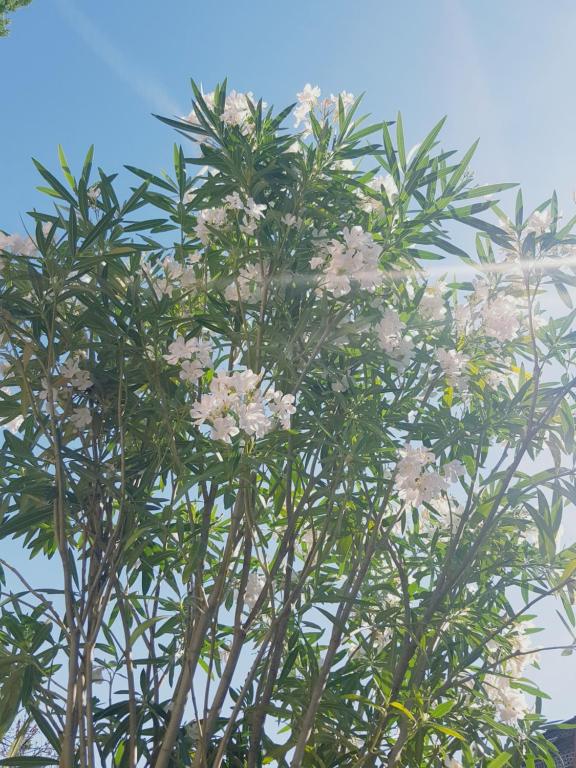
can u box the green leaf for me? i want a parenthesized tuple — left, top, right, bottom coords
(389, 701, 416, 722)
(487, 753, 512, 768)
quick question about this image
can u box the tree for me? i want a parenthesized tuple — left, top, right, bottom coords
(1, 80, 575, 768)
(0, 0, 32, 37)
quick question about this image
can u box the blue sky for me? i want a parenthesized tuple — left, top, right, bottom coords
(2, 0, 576, 722)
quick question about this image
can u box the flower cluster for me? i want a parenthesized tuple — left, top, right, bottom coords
(194, 193, 267, 244)
(483, 624, 539, 723)
(376, 308, 414, 367)
(481, 295, 522, 342)
(293, 84, 355, 135)
(61, 357, 94, 391)
(36, 357, 94, 432)
(394, 445, 465, 511)
(146, 257, 200, 298)
(358, 174, 399, 214)
(244, 571, 266, 610)
(419, 282, 447, 321)
(0, 231, 37, 257)
(190, 370, 295, 443)
(455, 280, 525, 343)
(436, 348, 470, 388)
(310, 225, 383, 297)
(164, 335, 213, 384)
(224, 262, 263, 304)
(186, 89, 264, 136)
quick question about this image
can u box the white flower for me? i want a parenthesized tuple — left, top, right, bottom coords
(222, 90, 255, 130)
(315, 226, 383, 297)
(481, 296, 521, 341)
(185, 91, 216, 125)
(359, 174, 398, 213)
(243, 198, 267, 221)
(395, 445, 466, 509)
(164, 336, 198, 365)
(237, 401, 272, 438)
(396, 444, 435, 482)
(194, 207, 228, 245)
(484, 674, 529, 723)
(0, 232, 37, 256)
(420, 283, 447, 321)
(329, 90, 355, 115)
(281, 213, 300, 228)
(61, 358, 92, 391)
(70, 407, 92, 430)
(436, 348, 470, 387)
(297, 83, 321, 107)
(190, 370, 291, 443)
(266, 390, 296, 429)
(211, 415, 240, 443)
(224, 263, 262, 303)
(294, 83, 321, 130)
(377, 308, 404, 345)
(240, 219, 258, 236)
(244, 572, 265, 610)
(443, 459, 465, 483)
(179, 359, 205, 383)
(525, 207, 553, 235)
(334, 158, 355, 172)
(224, 191, 244, 210)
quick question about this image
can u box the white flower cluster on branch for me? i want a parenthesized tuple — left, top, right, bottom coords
(190, 370, 295, 443)
(310, 225, 383, 297)
(194, 194, 266, 245)
(163, 335, 213, 384)
(185, 89, 266, 136)
(394, 444, 465, 511)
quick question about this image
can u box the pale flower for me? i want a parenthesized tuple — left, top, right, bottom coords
(3, 415, 23, 433)
(481, 295, 521, 341)
(359, 174, 399, 213)
(224, 263, 262, 303)
(61, 358, 92, 391)
(281, 213, 300, 228)
(294, 83, 321, 130)
(163, 336, 198, 365)
(436, 348, 470, 387)
(0, 232, 37, 256)
(244, 572, 265, 610)
(237, 401, 272, 438)
(224, 191, 244, 210)
(443, 459, 466, 483)
(525, 207, 553, 235)
(211, 415, 240, 443)
(243, 198, 267, 221)
(420, 283, 447, 321)
(179, 359, 204, 383)
(267, 390, 296, 429)
(329, 90, 355, 114)
(194, 207, 228, 245)
(70, 407, 92, 430)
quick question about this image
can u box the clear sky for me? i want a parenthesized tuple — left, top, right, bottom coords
(1, 0, 576, 722)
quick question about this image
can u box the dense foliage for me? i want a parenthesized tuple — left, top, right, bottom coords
(0, 0, 32, 37)
(1, 81, 576, 767)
